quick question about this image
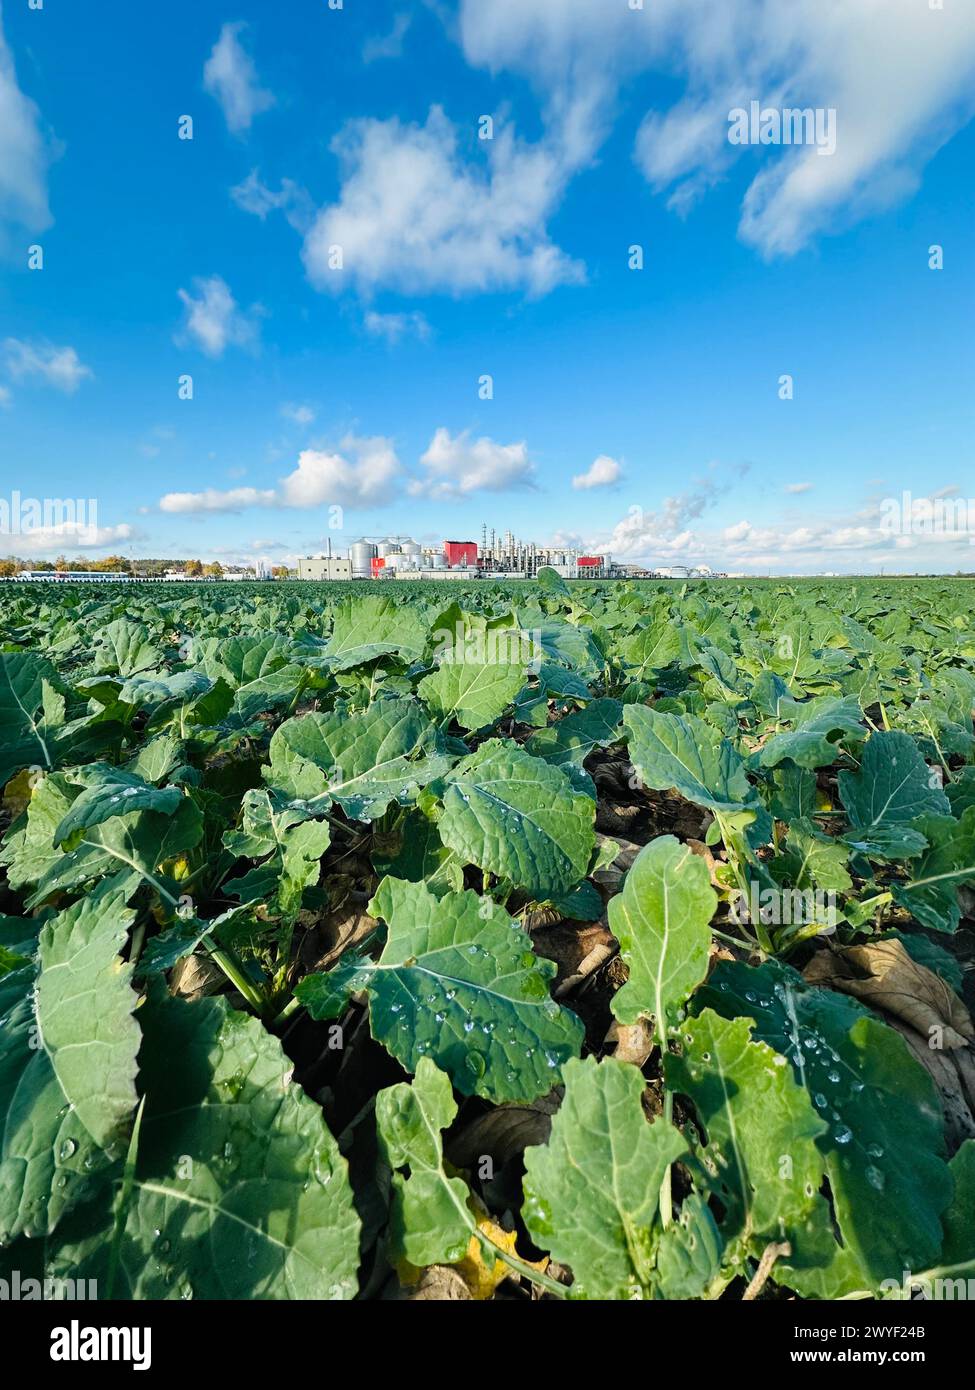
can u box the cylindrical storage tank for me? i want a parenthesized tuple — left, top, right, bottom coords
(385, 552, 408, 570)
(430, 553, 447, 568)
(350, 540, 378, 578)
(401, 541, 422, 561)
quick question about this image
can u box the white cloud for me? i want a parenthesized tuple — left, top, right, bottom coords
(230, 169, 313, 231)
(302, 106, 584, 299)
(0, 384, 10, 407)
(409, 428, 535, 501)
(160, 486, 276, 515)
(585, 480, 975, 574)
(3, 339, 92, 392)
(157, 435, 402, 515)
(0, 522, 135, 556)
(277, 436, 402, 509)
(0, 14, 55, 245)
(176, 276, 259, 357)
(572, 455, 621, 490)
(203, 23, 273, 134)
(281, 402, 316, 426)
(363, 309, 430, 345)
(363, 13, 412, 64)
(785, 481, 813, 494)
(458, 0, 975, 259)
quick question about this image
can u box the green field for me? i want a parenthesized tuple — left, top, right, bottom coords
(1, 574, 973, 1301)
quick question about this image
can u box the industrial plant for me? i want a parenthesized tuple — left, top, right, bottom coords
(297, 526, 616, 582)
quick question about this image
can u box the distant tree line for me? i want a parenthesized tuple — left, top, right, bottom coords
(0, 556, 292, 578)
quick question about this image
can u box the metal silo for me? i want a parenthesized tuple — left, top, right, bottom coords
(350, 540, 377, 579)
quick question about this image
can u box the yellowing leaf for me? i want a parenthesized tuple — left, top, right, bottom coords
(455, 1209, 548, 1300)
(3, 768, 35, 819)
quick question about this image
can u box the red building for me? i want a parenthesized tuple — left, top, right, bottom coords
(578, 556, 603, 569)
(444, 540, 478, 568)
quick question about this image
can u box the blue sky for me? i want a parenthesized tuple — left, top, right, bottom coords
(1, 0, 973, 574)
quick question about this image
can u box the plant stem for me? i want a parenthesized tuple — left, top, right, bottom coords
(208, 945, 265, 1013)
(659, 1085, 674, 1229)
(476, 1229, 569, 1299)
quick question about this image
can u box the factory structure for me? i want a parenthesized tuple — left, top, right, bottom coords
(298, 526, 615, 582)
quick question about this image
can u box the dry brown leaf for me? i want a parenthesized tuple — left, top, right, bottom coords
(806, 937, 975, 1155)
(531, 919, 614, 989)
(605, 1017, 655, 1067)
(884, 1019, 975, 1151)
(387, 1266, 472, 1301)
(294, 902, 378, 978)
(169, 952, 225, 1001)
(804, 938, 973, 1048)
(446, 1093, 560, 1170)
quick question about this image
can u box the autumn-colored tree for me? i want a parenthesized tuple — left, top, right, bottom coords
(0, 559, 18, 577)
(184, 559, 204, 577)
(271, 565, 289, 578)
(54, 554, 69, 572)
(202, 561, 224, 577)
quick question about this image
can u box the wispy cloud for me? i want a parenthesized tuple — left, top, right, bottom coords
(280, 402, 316, 426)
(363, 13, 412, 64)
(458, 0, 975, 259)
(363, 309, 431, 345)
(0, 12, 56, 245)
(3, 339, 92, 392)
(203, 22, 274, 134)
(176, 276, 261, 357)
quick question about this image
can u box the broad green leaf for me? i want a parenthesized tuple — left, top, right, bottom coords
(435, 739, 595, 897)
(0, 652, 64, 781)
(698, 959, 953, 1282)
(0, 889, 140, 1241)
(535, 566, 569, 597)
(666, 1010, 826, 1248)
(526, 698, 623, 774)
(947, 766, 975, 818)
(224, 789, 330, 917)
(654, 1192, 724, 1300)
(297, 877, 584, 1103)
(608, 835, 716, 1036)
(891, 808, 975, 932)
(19, 798, 204, 910)
(771, 817, 853, 893)
(376, 1058, 472, 1268)
(940, 1140, 975, 1270)
(44, 989, 361, 1299)
(623, 705, 770, 844)
(838, 730, 949, 860)
(759, 695, 864, 770)
(92, 619, 164, 677)
(324, 595, 427, 671)
(417, 660, 525, 731)
(53, 763, 183, 844)
(620, 619, 681, 679)
(267, 699, 454, 823)
(522, 1056, 686, 1299)
(118, 670, 213, 708)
